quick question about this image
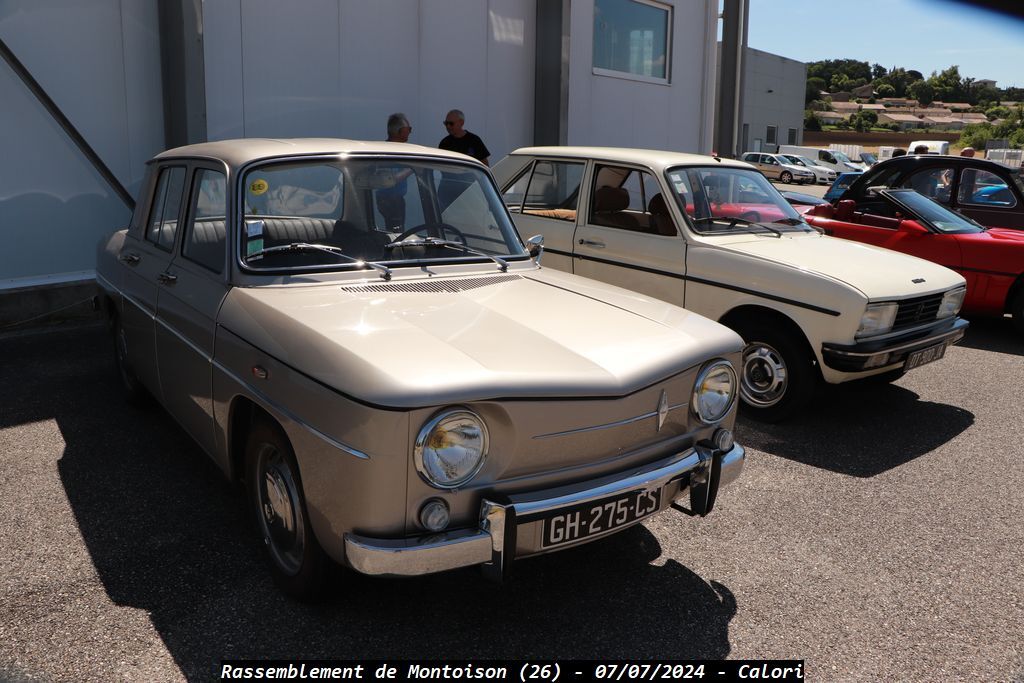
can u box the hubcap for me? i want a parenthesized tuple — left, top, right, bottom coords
(741, 342, 788, 407)
(256, 445, 304, 575)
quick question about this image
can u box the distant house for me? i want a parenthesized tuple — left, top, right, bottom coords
(878, 112, 930, 130)
(815, 111, 846, 125)
(880, 97, 918, 108)
(851, 84, 875, 99)
(976, 79, 997, 89)
(935, 101, 972, 112)
(829, 91, 852, 102)
(830, 101, 861, 114)
(922, 116, 966, 130)
(955, 112, 989, 123)
(860, 103, 887, 112)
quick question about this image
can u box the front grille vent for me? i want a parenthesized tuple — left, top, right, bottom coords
(342, 273, 522, 294)
(893, 293, 943, 330)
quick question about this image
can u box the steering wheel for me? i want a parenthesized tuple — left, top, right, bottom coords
(392, 222, 467, 245)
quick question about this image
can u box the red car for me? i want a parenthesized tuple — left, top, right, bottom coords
(806, 188, 1024, 332)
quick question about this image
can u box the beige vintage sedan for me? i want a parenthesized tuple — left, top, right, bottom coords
(95, 139, 746, 599)
(493, 147, 969, 422)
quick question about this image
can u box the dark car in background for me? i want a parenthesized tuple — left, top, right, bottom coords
(838, 155, 1024, 230)
(824, 172, 863, 202)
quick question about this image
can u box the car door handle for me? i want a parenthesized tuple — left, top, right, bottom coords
(157, 272, 177, 285)
(578, 238, 605, 248)
(118, 252, 140, 265)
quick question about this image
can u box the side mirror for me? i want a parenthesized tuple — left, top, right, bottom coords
(526, 234, 544, 262)
(898, 219, 929, 235)
(809, 203, 834, 218)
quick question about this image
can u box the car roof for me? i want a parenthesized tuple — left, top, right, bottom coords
(153, 138, 478, 169)
(508, 146, 751, 172)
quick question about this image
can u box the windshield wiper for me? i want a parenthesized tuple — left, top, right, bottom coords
(383, 237, 508, 272)
(247, 242, 392, 280)
(691, 216, 782, 237)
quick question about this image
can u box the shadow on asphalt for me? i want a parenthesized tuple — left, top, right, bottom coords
(959, 315, 1022, 356)
(736, 381, 974, 478)
(2, 326, 736, 681)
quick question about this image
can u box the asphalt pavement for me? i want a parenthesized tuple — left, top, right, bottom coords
(1, 315, 1022, 682)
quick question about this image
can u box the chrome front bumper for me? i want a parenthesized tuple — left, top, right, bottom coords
(344, 442, 745, 578)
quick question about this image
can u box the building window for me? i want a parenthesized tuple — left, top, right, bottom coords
(766, 126, 777, 145)
(787, 128, 797, 145)
(593, 0, 671, 83)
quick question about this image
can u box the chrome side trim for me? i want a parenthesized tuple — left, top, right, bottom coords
(212, 357, 371, 460)
(532, 403, 687, 440)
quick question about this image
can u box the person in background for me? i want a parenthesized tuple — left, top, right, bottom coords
(378, 113, 413, 228)
(386, 113, 412, 143)
(439, 109, 490, 166)
(892, 148, 907, 157)
(913, 144, 930, 154)
(960, 147, 976, 158)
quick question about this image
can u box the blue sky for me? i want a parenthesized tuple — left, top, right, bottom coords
(747, 0, 1024, 89)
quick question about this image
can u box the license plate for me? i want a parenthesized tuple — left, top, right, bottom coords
(905, 342, 947, 371)
(541, 488, 662, 548)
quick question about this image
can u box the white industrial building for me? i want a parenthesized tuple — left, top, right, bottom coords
(1, 0, 726, 325)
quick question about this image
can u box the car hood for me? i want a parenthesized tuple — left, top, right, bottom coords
(983, 227, 1024, 242)
(218, 268, 743, 407)
(713, 232, 965, 299)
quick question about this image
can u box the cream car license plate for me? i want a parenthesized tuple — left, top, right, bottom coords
(905, 342, 947, 371)
(541, 489, 662, 548)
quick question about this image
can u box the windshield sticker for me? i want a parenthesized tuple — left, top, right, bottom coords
(246, 221, 264, 260)
(249, 178, 269, 196)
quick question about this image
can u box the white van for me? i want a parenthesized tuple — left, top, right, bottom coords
(907, 140, 950, 155)
(777, 145, 865, 172)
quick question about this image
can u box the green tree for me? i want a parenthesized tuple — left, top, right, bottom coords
(959, 123, 994, 149)
(986, 106, 1011, 120)
(928, 65, 964, 102)
(876, 83, 895, 98)
(830, 73, 850, 92)
(908, 79, 934, 106)
(806, 76, 827, 105)
(871, 63, 887, 80)
(803, 110, 822, 131)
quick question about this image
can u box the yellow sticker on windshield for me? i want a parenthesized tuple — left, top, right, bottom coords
(249, 179, 268, 195)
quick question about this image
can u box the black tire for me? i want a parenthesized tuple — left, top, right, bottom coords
(735, 323, 818, 423)
(245, 419, 331, 601)
(780, 171, 793, 184)
(112, 315, 150, 406)
(1010, 288, 1024, 335)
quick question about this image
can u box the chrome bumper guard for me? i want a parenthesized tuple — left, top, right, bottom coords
(344, 442, 745, 578)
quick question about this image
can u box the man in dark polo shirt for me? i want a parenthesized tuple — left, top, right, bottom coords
(438, 109, 490, 166)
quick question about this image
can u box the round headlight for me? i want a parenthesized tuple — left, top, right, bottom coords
(692, 360, 738, 424)
(414, 408, 489, 489)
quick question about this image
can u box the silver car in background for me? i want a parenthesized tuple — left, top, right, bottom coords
(741, 152, 816, 184)
(779, 154, 838, 185)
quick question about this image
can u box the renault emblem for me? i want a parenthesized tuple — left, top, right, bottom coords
(657, 390, 669, 432)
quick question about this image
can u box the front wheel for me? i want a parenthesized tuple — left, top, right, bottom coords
(780, 171, 793, 184)
(246, 420, 331, 601)
(735, 324, 818, 422)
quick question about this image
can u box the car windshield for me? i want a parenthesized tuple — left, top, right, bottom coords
(239, 157, 526, 272)
(832, 150, 854, 164)
(783, 155, 812, 168)
(665, 166, 809, 234)
(882, 189, 984, 234)
(861, 152, 878, 164)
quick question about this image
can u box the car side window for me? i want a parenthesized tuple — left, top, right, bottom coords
(519, 160, 584, 221)
(182, 169, 227, 273)
(501, 163, 533, 213)
(590, 165, 662, 233)
(901, 168, 954, 204)
(146, 166, 187, 251)
(958, 168, 1016, 207)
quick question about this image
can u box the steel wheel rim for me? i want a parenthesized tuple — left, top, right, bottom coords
(255, 444, 305, 575)
(741, 342, 788, 407)
(781, 172, 792, 183)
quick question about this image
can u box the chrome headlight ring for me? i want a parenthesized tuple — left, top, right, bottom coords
(691, 359, 738, 424)
(414, 407, 489, 489)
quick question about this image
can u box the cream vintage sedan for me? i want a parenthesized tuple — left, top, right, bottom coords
(95, 139, 746, 599)
(493, 147, 970, 422)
